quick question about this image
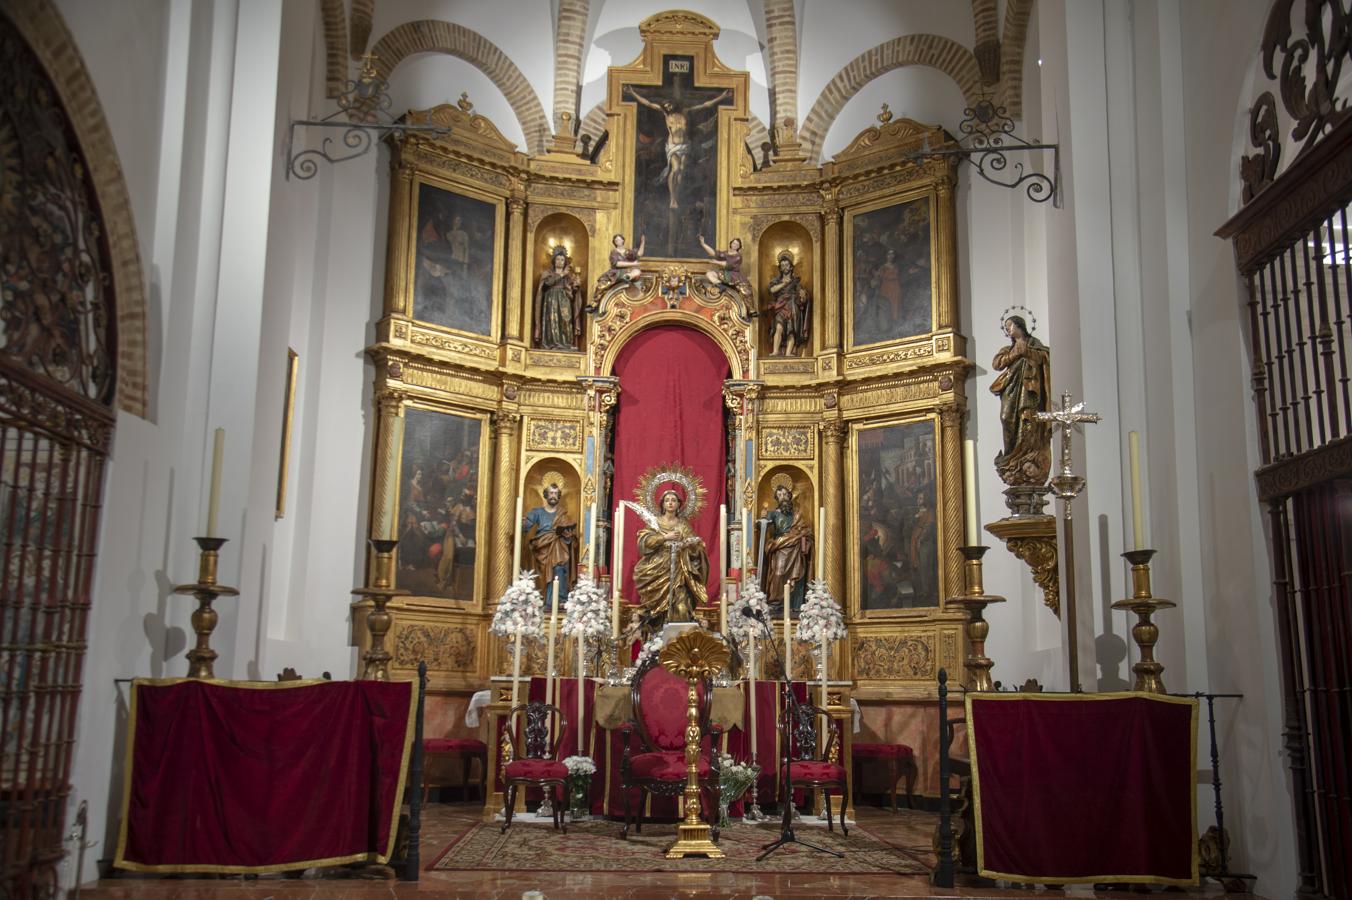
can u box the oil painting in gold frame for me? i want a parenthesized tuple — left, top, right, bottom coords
(409, 178, 502, 339)
(844, 192, 937, 351)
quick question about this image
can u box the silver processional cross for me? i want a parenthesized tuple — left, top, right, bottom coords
(1033, 391, 1101, 692)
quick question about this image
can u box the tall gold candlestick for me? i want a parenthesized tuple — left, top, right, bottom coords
(1111, 549, 1175, 693)
(174, 536, 239, 679)
(660, 631, 729, 858)
(352, 538, 410, 680)
(946, 545, 1006, 692)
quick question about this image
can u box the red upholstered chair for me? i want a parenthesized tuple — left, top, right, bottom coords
(851, 742, 917, 811)
(618, 655, 722, 839)
(421, 738, 488, 804)
(500, 701, 568, 833)
(779, 699, 848, 834)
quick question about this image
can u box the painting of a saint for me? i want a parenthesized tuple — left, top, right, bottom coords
(396, 408, 483, 599)
(412, 183, 496, 336)
(625, 56, 732, 259)
(849, 197, 933, 348)
(855, 420, 939, 611)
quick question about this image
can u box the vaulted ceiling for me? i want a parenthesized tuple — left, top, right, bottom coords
(318, 0, 1034, 159)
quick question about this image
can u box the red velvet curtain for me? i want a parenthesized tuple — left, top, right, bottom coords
(967, 694, 1198, 885)
(115, 679, 415, 873)
(612, 325, 729, 607)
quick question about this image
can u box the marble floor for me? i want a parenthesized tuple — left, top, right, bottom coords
(81, 801, 1264, 899)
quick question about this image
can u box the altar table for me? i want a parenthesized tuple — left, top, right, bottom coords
(114, 678, 417, 874)
(482, 677, 853, 821)
(967, 692, 1198, 885)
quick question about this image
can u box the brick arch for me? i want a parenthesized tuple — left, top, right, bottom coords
(552, 0, 590, 134)
(763, 0, 799, 132)
(997, 0, 1034, 121)
(369, 20, 551, 154)
(320, 0, 346, 97)
(8, 0, 149, 416)
(798, 34, 982, 163)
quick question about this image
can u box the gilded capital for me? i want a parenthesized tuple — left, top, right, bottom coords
(819, 420, 847, 444)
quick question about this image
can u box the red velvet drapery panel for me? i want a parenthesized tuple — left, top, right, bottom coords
(114, 679, 416, 873)
(968, 693, 1198, 885)
(612, 325, 729, 607)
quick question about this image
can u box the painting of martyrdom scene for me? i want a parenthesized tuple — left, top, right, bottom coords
(856, 420, 940, 611)
(412, 182, 496, 337)
(396, 408, 482, 599)
(850, 196, 933, 348)
(624, 55, 732, 259)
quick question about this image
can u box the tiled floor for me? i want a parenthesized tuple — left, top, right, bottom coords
(82, 801, 1264, 899)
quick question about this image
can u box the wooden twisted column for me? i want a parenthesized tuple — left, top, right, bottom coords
(939, 406, 965, 598)
(490, 410, 522, 601)
(369, 391, 406, 542)
(821, 194, 842, 352)
(505, 192, 527, 344)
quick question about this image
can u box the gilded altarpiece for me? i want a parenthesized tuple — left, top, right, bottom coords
(357, 15, 972, 714)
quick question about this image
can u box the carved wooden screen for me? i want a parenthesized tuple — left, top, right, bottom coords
(1217, 7, 1352, 893)
(0, 11, 117, 896)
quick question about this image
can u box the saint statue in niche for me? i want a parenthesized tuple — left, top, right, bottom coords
(593, 233, 646, 301)
(533, 245, 583, 350)
(629, 465, 709, 636)
(760, 477, 814, 615)
(521, 474, 577, 601)
(989, 311, 1052, 486)
(697, 235, 752, 299)
(766, 250, 811, 356)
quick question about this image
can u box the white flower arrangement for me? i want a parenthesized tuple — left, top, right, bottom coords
(634, 634, 666, 669)
(560, 573, 610, 642)
(562, 755, 596, 776)
(725, 578, 769, 646)
(795, 579, 847, 644)
(489, 570, 545, 654)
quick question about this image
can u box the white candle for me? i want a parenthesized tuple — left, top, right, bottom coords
(512, 496, 524, 577)
(719, 585, 728, 635)
(742, 509, 751, 572)
(963, 439, 978, 546)
(386, 416, 405, 539)
(510, 623, 523, 716)
(205, 427, 224, 537)
(577, 635, 586, 758)
(820, 640, 829, 710)
(612, 504, 626, 637)
(783, 583, 793, 682)
(749, 641, 758, 762)
(816, 506, 825, 582)
(544, 578, 559, 746)
(1129, 431, 1145, 550)
(719, 505, 728, 583)
(588, 503, 598, 576)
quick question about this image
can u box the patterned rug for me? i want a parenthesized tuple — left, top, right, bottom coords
(429, 819, 930, 875)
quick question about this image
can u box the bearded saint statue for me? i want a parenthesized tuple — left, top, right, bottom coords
(628, 465, 710, 636)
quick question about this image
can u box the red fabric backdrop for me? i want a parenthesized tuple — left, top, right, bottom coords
(115, 679, 415, 873)
(968, 693, 1198, 885)
(611, 325, 729, 609)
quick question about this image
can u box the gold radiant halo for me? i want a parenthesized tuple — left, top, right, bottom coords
(635, 463, 707, 520)
(539, 471, 567, 498)
(659, 629, 730, 679)
(769, 473, 794, 496)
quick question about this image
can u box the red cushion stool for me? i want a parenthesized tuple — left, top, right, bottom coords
(851, 742, 917, 812)
(422, 737, 488, 803)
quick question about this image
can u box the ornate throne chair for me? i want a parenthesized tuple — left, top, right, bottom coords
(779, 699, 849, 834)
(618, 655, 722, 839)
(500, 701, 568, 833)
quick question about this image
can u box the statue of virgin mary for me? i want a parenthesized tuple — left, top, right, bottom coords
(629, 465, 709, 633)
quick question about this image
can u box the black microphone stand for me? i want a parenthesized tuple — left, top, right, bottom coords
(746, 609, 842, 861)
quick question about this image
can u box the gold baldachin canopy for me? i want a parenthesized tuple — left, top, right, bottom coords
(635, 463, 707, 519)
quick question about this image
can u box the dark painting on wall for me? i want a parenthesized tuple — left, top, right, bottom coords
(412, 183, 496, 336)
(396, 408, 482, 599)
(856, 420, 939, 611)
(849, 197, 933, 347)
(624, 56, 732, 259)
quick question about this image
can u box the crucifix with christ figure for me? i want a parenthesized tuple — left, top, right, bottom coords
(1034, 391, 1100, 692)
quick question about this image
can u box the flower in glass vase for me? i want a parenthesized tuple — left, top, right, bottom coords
(716, 752, 760, 828)
(562, 755, 596, 819)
